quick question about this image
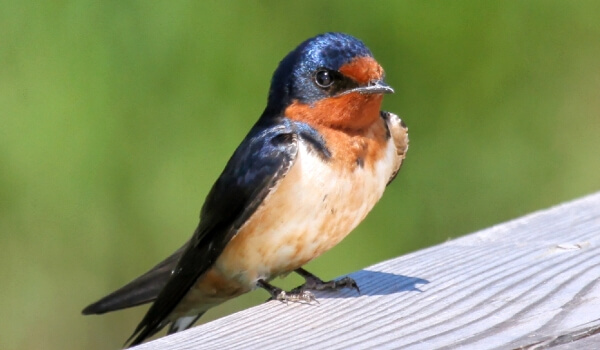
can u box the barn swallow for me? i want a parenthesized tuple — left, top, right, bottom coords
(82, 32, 409, 347)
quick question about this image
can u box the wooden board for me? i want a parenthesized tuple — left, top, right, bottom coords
(135, 192, 600, 349)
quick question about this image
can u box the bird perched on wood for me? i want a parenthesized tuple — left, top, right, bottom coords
(82, 32, 408, 347)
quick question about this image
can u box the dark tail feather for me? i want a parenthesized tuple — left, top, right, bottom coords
(82, 242, 187, 315)
(125, 312, 205, 347)
(126, 319, 170, 348)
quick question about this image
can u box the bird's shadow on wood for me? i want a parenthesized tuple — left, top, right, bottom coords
(311, 270, 429, 299)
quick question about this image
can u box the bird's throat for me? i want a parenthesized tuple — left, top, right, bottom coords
(286, 93, 384, 131)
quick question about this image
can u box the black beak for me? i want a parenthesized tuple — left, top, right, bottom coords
(339, 80, 395, 96)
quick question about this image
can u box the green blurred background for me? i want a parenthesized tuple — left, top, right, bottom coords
(2, 1, 599, 349)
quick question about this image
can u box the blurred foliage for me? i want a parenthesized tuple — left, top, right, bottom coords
(1, 1, 599, 349)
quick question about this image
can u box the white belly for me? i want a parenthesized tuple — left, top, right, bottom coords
(213, 132, 401, 287)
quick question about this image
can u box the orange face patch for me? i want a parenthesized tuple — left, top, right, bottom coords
(284, 55, 389, 171)
(338, 56, 384, 84)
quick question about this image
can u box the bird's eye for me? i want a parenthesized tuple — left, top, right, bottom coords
(315, 70, 334, 88)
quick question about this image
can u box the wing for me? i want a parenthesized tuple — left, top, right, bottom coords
(81, 242, 187, 315)
(126, 119, 299, 346)
(381, 111, 409, 186)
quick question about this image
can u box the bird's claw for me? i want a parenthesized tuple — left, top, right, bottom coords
(260, 279, 319, 304)
(294, 269, 361, 295)
(275, 290, 318, 304)
(309, 276, 360, 294)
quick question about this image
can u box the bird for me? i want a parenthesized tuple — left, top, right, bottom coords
(82, 32, 409, 347)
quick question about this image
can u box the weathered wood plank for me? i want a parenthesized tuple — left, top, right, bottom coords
(135, 192, 600, 349)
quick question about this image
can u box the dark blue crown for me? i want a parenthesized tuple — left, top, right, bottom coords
(265, 33, 374, 114)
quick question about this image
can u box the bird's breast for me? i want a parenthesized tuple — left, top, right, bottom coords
(213, 119, 400, 288)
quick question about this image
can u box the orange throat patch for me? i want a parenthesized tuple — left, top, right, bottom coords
(285, 94, 388, 171)
(286, 93, 383, 131)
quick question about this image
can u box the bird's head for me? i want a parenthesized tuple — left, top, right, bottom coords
(265, 32, 393, 130)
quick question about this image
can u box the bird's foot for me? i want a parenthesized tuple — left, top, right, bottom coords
(293, 267, 360, 294)
(273, 289, 318, 304)
(257, 279, 318, 304)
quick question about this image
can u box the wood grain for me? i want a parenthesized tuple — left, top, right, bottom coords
(135, 192, 600, 350)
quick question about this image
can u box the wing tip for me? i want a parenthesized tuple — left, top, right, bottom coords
(81, 303, 100, 315)
(82, 297, 114, 315)
(81, 293, 148, 315)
